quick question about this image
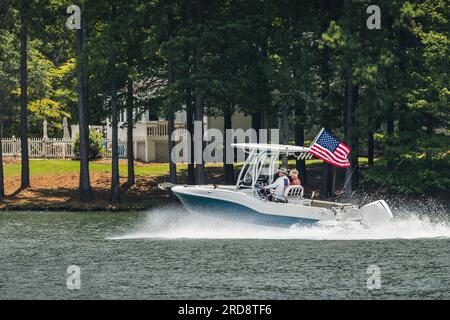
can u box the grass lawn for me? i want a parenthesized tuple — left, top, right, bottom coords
(3, 157, 369, 178)
(3, 160, 170, 177)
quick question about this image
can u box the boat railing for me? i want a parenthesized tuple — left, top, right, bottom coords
(310, 199, 354, 209)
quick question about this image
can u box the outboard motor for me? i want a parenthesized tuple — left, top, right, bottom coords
(360, 200, 393, 227)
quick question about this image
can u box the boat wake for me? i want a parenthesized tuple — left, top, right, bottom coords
(109, 204, 450, 241)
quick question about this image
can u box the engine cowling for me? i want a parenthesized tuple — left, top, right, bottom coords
(361, 200, 393, 226)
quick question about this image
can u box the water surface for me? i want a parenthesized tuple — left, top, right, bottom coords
(0, 207, 449, 299)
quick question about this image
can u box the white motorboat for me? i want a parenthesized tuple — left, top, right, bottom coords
(168, 143, 393, 228)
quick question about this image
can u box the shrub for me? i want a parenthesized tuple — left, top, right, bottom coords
(73, 128, 104, 160)
(363, 156, 450, 194)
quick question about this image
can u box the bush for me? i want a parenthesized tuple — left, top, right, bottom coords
(73, 128, 104, 160)
(363, 156, 450, 194)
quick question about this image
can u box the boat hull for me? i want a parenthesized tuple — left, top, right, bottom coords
(173, 187, 319, 227)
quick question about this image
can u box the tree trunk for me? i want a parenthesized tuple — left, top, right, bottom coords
(186, 92, 195, 184)
(320, 163, 333, 199)
(386, 108, 395, 170)
(387, 111, 394, 136)
(223, 107, 234, 184)
(0, 1, 11, 28)
(343, 68, 356, 195)
(77, 3, 93, 202)
(398, 103, 407, 135)
(294, 120, 307, 186)
(425, 119, 433, 170)
(0, 136, 4, 201)
(368, 130, 374, 166)
(167, 9, 176, 185)
(110, 5, 120, 203)
(168, 112, 176, 183)
(110, 79, 120, 203)
(367, 108, 374, 167)
(126, 78, 135, 186)
(281, 105, 289, 168)
(19, 4, 29, 189)
(194, 94, 205, 184)
(262, 109, 268, 130)
(194, 0, 205, 184)
(251, 112, 261, 143)
(0, 94, 4, 199)
(182, 0, 195, 185)
(352, 86, 359, 187)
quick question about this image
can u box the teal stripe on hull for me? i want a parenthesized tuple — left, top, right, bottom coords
(174, 192, 318, 228)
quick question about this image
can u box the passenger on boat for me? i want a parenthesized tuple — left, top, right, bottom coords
(289, 169, 302, 186)
(263, 167, 289, 199)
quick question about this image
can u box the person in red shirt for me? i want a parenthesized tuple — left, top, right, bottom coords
(289, 169, 302, 186)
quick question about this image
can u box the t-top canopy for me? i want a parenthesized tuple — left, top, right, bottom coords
(231, 143, 310, 154)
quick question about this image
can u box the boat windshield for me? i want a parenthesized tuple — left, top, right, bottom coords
(235, 150, 279, 192)
(232, 143, 312, 193)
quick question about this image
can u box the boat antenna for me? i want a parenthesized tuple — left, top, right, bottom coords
(340, 164, 357, 196)
(359, 158, 404, 206)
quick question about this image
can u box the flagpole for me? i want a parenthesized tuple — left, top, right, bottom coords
(306, 127, 324, 159)
(309, 127, 324, 148)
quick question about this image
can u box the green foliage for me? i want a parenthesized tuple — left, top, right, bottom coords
(364, 152, 450, 193)
(26, 51, 74, 137)
(0, 30, 20, 134)
(73, 129, 104, 160)
(0, 29, 74, 137)
(1, 0, 448, 196)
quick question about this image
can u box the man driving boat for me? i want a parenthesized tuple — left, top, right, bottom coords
(263, 167, 289, 199)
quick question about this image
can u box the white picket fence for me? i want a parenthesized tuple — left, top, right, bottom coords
(1, 138, 126, 159)
(1, 138, 74, 159)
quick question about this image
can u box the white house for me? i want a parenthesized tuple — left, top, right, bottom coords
(71, 109, 252, 162)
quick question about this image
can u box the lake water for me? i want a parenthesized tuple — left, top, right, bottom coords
(1, 204, 449, 299)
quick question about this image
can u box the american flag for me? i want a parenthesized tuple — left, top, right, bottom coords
(308, 129, 351, 168)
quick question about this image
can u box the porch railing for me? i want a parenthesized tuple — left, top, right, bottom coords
(146, 121, 186, 137)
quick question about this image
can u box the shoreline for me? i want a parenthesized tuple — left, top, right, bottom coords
(0, 200, 170, 212)
(0, 170, 173, 212)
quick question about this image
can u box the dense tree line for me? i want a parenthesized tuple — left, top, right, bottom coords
(0, 0, 448, 202)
